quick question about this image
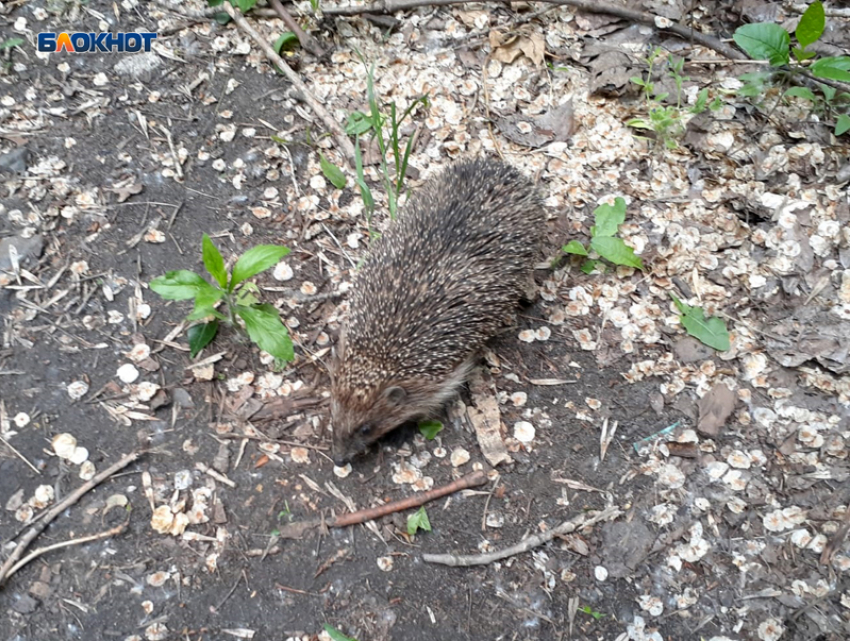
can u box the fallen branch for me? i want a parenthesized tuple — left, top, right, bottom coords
(280, 0, 747, 61)
(0, 450, 143, 588)
(422, 505, 622, 567)
(276, 470, 489, 539)
(336, 470, 488, 526)
(786, 2, 850, 18)
(223, 2, 357, 167)
(3, 521, 130, 583)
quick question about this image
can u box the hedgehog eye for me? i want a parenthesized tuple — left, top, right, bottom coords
(384, 386, 407, 406)
(358, 423, 374, 437)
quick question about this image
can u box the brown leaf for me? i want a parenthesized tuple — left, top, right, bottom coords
(489, 30, 546, 66)
(697, 383, 736, 437)
(106, 181, 143, 203)
(495, 100, 575, 149)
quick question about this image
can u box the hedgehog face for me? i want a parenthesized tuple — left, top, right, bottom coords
(330, 356, 477, 467)
(330, 378, 422, 466)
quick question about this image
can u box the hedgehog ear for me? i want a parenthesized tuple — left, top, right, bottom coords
(384, 386, 407, 406)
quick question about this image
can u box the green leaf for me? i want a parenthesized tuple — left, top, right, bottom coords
(320, 153, 347, 189)
(836, 114, 850, 136)
(733, 23, 790, 66)
(784, 86, 817, 102)
(273, 32, 298, 54)
(236, 305, 294, 361)
(418, 420, 444, 440)
(150, 270, 215, 301)
(671, 294, 731, 352)
(230, 245, 290, 291)
(630, 76, 646, 87)
(201, 234, 228, 288)
(563, 240, 588, 256)
(188, 321, 218, 358)
(737, 83, 765, 98)
(692, 87, 709, 114)
(591, 197, 627, 238)
(580, 259, 598, 275)
(235, 0, 257, 12)
(796, 0, 825, 50)
(345, 111, 374, 136)
(810, 57, 850, 83)
(185, 286, 225, 321)
(354, 134, 374, 217)
(591, 236, 644, 270)
(1, 38, 24, 50)
(792, 46, 817, 62)
(626, 118, 652, 130)
(407, 506, 432, 536)
(324, 625, 358, 641)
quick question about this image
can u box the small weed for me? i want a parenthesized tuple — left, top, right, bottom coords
(407, 506, 431, 536)
(563, 197, 644, 273)
(346, 55, 429, 225)
(671, 294, 731, 352)
(149, 234, 293, 363)
(733, 1, 850, 136)
(578, 605, 605, 621)
(627, 48, 721, 149)
(417, 420, 444, 440)
(324, 625, 358, 641)
(277, 500, 293, 523)
(1, 38, 24, 51)
(272, 32, 299, 55)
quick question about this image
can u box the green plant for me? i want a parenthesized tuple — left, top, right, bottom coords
(406, 506, 431, 536)
(149, 234, 294, 363)
(563, 197, 644, 273)
(277, 500, 293, 523)
(1, 38, 24, 51)
(417, 420, 444, 440)
(273, 32, 299, 55)
(733, 1, 850, 136)
(627, 48, 721, 149)
(345, 56, 429, 224)
(671, 294, 731, 352)
(324, 625, 358, 641)
(578, 605, 605, 621)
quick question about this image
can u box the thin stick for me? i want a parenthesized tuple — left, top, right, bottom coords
(222, 2, 356, 167)
(820, 506, 850, 566)
(0, 451, 143, 587)
(310, 0, 744, 61)
(0, 434, 41, 475)
(331, 470, 489, 527)
(423, 505, 622, 566)
(5, 521, 129, 581)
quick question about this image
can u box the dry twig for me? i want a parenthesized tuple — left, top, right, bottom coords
(422, 505, 622, 566)
(276, 470, 489, 538)
(3, 521, 130, 582)
(0, 451, 143, 587)
(222, 2, 357, 166)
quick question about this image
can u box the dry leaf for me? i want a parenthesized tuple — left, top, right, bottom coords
(697, 383, 736, 437)
(489, 30, 546, 66)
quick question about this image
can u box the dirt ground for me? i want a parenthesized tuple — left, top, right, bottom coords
(2, 1, 850, 641)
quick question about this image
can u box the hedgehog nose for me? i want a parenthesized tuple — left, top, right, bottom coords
(333, 455, 349, 468)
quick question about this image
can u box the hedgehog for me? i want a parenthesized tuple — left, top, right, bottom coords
(330, 157, 545, 466)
